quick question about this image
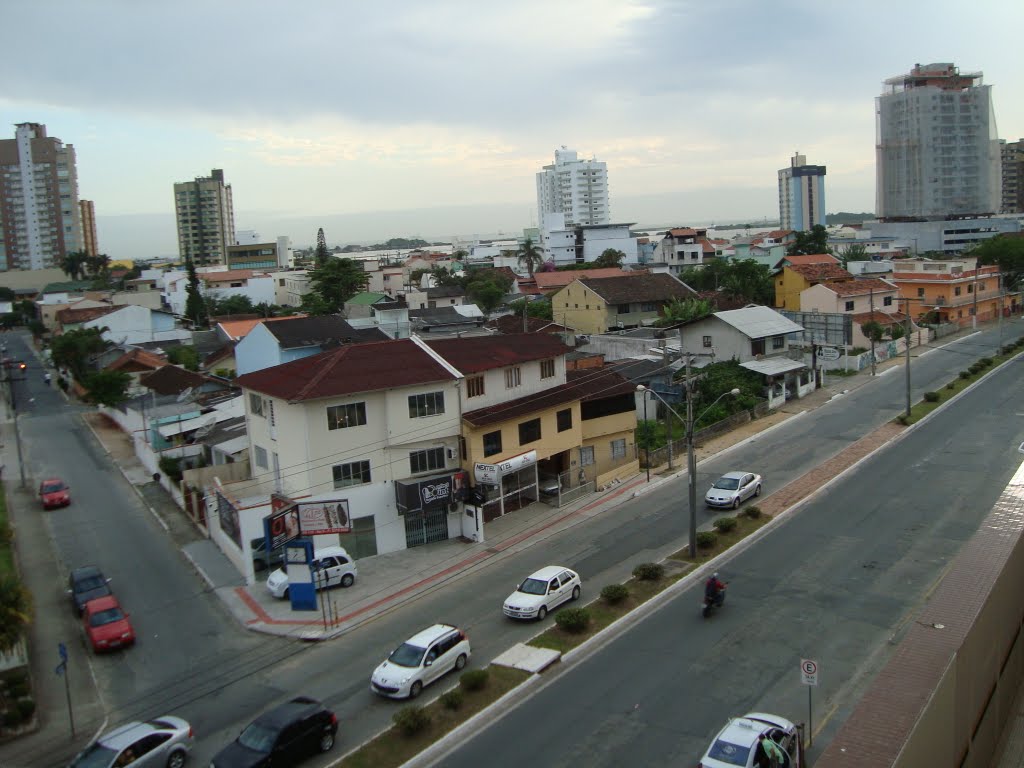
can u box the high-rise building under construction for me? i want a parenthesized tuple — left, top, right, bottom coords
(876, 63, 1001, 220)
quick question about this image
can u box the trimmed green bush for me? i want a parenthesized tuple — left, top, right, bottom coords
(713, 516, 738, 533)
(460, 669, 489, 692)
(923, 391, 940, 402)
(554, 607, 591, 633)
(946, 382, 956, 390)
(600, 583, 629, 604)
(959, 370, 971, 379)
(969, 363, 982, 374)
(1002, 345, 1015, 355)
(896, 415, 909, 425)
(393, 705, 431, 736)
(744, 505, 762, 519)
(440, 689, 464, 710)
(632, 562, 664, 581)
(697, 531, 718, 549)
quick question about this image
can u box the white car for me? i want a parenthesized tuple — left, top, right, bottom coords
(503, 566, 582, 620)
(68, 715, 193, 768)
(705, 471, 762, 510)
(265, 545, 357, 599)
(370, 624, 471, 699)
(699, 712, 801, 768)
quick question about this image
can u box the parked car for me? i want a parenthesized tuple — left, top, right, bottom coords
(68, 715, 193, 768)
(705, 471, 762, 509)
(503, 566, 582, 620)
(39, 477, 70, 509)
(699, 712, 801, 768)
(538, 474, 561, 497)
(210, 695, 337, 768)
(265, 545, 357, 599)
(68, 565, 113, 616)
(83, 595, 135, 652)
(250, 537, 285, 572)
(371, 624, 471, 699)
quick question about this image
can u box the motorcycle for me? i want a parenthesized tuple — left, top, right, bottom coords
(702, 584, 727, 618)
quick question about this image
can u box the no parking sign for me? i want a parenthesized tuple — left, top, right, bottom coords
(801, 658, 818, 686)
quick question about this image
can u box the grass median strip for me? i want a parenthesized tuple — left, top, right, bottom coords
(0, 483, 14, 579)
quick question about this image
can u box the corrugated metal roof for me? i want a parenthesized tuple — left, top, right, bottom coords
(740, 358, 807, 376)
(714, 306, 804, 338)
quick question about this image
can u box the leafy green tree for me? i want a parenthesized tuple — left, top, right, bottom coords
(720, 259, 773, 304)
(301, 257, 369, 315)
(60, 250, 89, 281)
(83, 369, 131, 407)
(184, 252, 207, 328)
(595, 249, 626, 268)
(0, 287, 16, 301)
(971, 235, 1024, 290)
(167, 345, 200, 371)
(468, 281, 505, 313)
(837, 243, 869, 267)
(516, 236, 544, 277)
(679, 260, 731, 292)
(85, 253, 111, 278)
(207, 294, 255, 317)
(786, 224, 831, 256)
(451, 249, 468, 261)
(656, 297, 713, 326)
(50, 327, 108, 378)
(315, 227, 331, 265)
(0, 577, 32, 653)
(508, 298, 553, 321)
(688, 360, 763, 424)
(429, 266, 466, 289)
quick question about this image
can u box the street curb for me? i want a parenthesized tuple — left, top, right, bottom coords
(181, 547, 217, 591)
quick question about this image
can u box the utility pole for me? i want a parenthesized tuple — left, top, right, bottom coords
(685, 352, 697, 557)
(972, 262, 979, 330)
(895, 298, 915, 420)
(869, 287, 876, 377)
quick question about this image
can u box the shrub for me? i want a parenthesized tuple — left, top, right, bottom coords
(968, 363, 982, 374)
(896, 415, 909, 425)
(158, 455, 184, 483)
(555, 607, 591, 633)
(393, 705, 431, 737)
(713, 516, 738, 533)
(15, 699, 34, 721)
(6, 680, 29, 699)
(946, 382, 956, 390)
(632, 562, 664, 581)
(696, 531, 718, 549)
(460, 669, 489, 692)
(923, 391, 940, 402)
(440, 689, 464, 710)
(979, 357, 993, 367)
(1002, 345, 1015, 355)
(600, 583, 629, 604)
(744, 505, 762, 519)
(959, 370, 971, 380)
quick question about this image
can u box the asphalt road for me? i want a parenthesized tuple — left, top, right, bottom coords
(3, 322, 1018, 767)
(434, 336, 1024, 767)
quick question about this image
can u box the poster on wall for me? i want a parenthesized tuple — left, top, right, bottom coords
(216, 491, 242, 548)
(297, 499, 352, 535)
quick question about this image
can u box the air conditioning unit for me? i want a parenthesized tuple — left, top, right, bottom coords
(446, 448, 457, 460)
(448, 502, 459, 513)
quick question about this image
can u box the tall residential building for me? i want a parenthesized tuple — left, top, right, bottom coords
(876, 62, 1001, 220)
(778, 152, 827, 231)
(0, 122, 83, 271)
(79, 199, 98, 256)
(536, 147, 609, 227)
(174, 168, 235, 265)
(1002, 139, 1024, 214)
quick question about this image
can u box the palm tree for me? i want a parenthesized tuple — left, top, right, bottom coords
(516, 237, 544, 277)
(0, 577, 32, 653)
(60, 250, 88, 281)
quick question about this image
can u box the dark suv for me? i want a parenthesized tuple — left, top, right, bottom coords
(211, 696, 337, 768)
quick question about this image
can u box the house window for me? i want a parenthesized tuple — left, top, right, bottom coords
(333, 460, 371, 488)
(408, 391, 445, 418)
(967, 284, 973, 293)
(249, 393, 264, 417)
(327, 402, 367, 430)
(703, 335, 712, 348)
(579, 446, 595, 466)
(254, 445, 268, 469)
(518, 418, 541, 445)
(610, 438, 626, 460)
(410, 447, 446, 474)
(772, 335, 784, 350)
(751, 338, 765, 356)
(917, 288, 925, 298)
(483, 430, 502, 457)
(617, 303, 630, 313)
(505, 366, 522, 388)
(954, 286, 961, 296)
(979, 282, 986, 291)
(467, 376, 485, 397)
(883, 296, 893, 306)
(540, 359, 555, 379)
(641, 302, 657, 312)
(844, 300, 855, 311)
(557, 408, 572, 432)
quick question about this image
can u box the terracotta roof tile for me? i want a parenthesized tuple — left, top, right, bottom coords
(786, 263, 852, 281)
(578, 273, 697, 304)
(532, 268, 635, 290)
(825, 278, 897, 296)
(56, 305, 117, 325)
(484, 316, 573, 334)
(105, 348, 168, 372)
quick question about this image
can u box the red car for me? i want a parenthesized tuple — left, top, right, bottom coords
(39, 478, 71, 509)
(83, 595, 135, 652)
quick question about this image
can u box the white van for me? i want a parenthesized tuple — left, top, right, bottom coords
(265, 545, 357, 599)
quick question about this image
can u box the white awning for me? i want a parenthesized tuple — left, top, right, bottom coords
(740, 358, 807, 376)
(212, 435, 249, 456)
(156, 396, 243, 439)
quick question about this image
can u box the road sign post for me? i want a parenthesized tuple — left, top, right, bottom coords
(57, 642, 74, 737)
(801, 659, 818, 747)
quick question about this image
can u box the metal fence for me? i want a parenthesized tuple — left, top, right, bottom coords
(640, 402, 771, 469)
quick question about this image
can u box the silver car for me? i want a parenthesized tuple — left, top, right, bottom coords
(705, 471, 762, 509)
(68, 715, 193, 768)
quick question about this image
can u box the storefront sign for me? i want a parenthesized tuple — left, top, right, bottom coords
(395, 470, 468, 515)
(474, 450, 537, 486)
(296, 499, 351, 536)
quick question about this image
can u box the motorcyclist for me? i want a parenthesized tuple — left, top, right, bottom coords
(705, 572, 726, 606)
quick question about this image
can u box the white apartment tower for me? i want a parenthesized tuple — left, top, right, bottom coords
(876, 62, 1001, 220)
(778, 152, 826, 231)
(174, 168, 236, 265)
(536, 147, 610, 227)
(0, 122, 83, 271)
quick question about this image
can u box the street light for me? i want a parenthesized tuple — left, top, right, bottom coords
(686, 387, 740, 557)
(639, 386, 650, 482)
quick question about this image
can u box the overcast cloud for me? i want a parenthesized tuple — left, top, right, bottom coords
(2, 0, 1022, 257)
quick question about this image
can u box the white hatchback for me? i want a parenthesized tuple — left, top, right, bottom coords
(699, 712, 801, 768)
(265, 545, 357, 599)
(503, 566, 582, 620)
(370, 624, 471, 699)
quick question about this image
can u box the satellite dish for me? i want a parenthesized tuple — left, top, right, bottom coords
(192, 416, 217, 440)
(176, 386, 195, 403)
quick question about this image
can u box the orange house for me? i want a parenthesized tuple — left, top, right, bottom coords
(888, 258, 1020, 326)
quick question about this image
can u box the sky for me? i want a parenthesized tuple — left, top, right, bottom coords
(3, 0, 1023, 260)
